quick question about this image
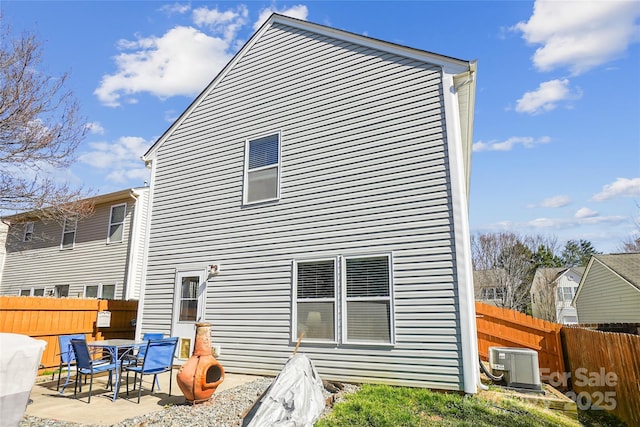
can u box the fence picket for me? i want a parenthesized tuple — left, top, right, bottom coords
(0, 296, 138, 373)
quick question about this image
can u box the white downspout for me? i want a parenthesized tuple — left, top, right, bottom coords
(441, 67, 481, 394)
(124, 189, 140, 301)
(134, 158, 156, 340)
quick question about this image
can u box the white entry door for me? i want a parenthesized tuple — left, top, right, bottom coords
(172, 270, 207, 361)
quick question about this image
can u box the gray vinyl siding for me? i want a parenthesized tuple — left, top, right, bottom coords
(143, 23, 465, 390)
(575, 261, 640, 323)
(1, 196, 136, 299)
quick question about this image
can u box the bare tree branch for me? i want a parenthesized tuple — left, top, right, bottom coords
(0, 16, 91, 220)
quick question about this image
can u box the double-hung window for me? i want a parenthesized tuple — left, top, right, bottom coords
(294, 259, 337, 342)
(343, 255, 393, 344)
(108, 203, 126, 243)
(293, 254, 394, 345)
(23, 222, 34, 242)
(61, 216, 77, 249)
(243, 133, 280, 204)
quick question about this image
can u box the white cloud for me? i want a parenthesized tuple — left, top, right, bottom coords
(575, 207, 598, 219)
(592, 177, 640, 201)
(86, 122, 105, 135)
(513, 0, 640, 75)
(540, 195, 571, 208)
(515, 79, 581, 114)
(472, 135, 550, 152)
(106, 167, 150, 185)
(159, 3, 191, 15)
(95, 5, 255, 107)
(95, 26, 233, 106)
(78, 136, 150, 184)
(253, 4, 309, 31)
(528, 214, 626, 229)
(193, 5, 248, 41)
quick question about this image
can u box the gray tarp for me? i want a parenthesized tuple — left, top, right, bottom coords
(0, 333, 47, 427)
(243, 354, 325, 427)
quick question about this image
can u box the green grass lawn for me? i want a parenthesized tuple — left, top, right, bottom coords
(316, 384, 624, 427)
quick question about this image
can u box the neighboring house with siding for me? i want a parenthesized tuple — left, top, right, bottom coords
(530, 267, 583, 324)
(573, 253, 640, 324)
(136, 14, 480, 393)
(473, 269, 506, 307)
(0, 187, 149, 300)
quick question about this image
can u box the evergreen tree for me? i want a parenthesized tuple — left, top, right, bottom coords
(560, 239, 599, 267)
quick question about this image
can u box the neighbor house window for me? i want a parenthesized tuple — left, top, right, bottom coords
(480, 287, 495, 300)
(23, 222, 34, 242)
(55, 285, 70, 298)
(343, 255, 393, 344)
(85, 285, 99, 298)
(84, 283, 116, 299)
(19, 287, 45, 296)
(108, 203, 126, 243)
(481, 287, 503, 300)
(243, 133, 280, 204)
(61, 216, 77, 249)
(294, 259, 337, 342)
(557, 286, 575, 302)
(292, 254, 394, 345)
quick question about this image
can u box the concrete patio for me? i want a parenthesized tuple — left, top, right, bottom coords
(24, 370, 263, 425)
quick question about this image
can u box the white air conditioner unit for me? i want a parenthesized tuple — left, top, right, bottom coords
(489, 347, 542, 391)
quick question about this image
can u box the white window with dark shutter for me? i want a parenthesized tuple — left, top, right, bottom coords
(23, 222, 34, 242)
(342, 254, 394, 344)
(243, 132, 281, 204)
(293, 259, 337, 342)
(108, 203, 126, 243)
(61, 216, 77, 250)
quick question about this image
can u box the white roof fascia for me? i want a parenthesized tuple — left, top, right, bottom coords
(143, 13, 473, 162)
(277, 14, 471, 74)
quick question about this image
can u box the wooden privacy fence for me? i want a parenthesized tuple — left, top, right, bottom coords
(475, 302, 565, 378)
(0, 296, 138, 373)
(562, 327, 640, 427)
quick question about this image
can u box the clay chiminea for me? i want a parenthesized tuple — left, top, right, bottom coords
(176, 322, 225, 403)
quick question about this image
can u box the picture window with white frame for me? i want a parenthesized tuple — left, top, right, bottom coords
(108, 203, 126, 243)
(293, 254, 394, 345)
(244, 133, 280, 204)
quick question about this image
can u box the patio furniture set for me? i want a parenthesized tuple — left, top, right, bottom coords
(54, 333, 178, 403)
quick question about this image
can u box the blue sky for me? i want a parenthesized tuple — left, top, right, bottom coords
(3, 1, 639, 253)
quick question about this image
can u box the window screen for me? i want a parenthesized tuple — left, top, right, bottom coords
(295, 260, 336, 341)
(345, 256, 392, 343)
(245, 134, 279, 203)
